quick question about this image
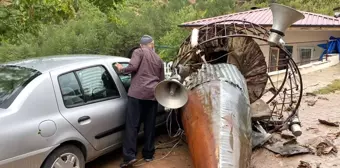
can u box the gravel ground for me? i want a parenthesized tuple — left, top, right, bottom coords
(87, 64, 340, 168)
(252, 64, 340, 168)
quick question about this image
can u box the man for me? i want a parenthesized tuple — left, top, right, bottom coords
(115, 35, 165, 167)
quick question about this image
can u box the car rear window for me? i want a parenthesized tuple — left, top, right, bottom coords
(0, 65, 41, 109)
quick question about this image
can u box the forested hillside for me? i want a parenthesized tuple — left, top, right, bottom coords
(0, 0, 338, 62)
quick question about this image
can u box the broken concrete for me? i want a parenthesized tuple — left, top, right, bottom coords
(264, 138, 311, 157)
(297, 161, 312, 168)
(251, 99, 272, 121)
(317, 96, 329, 100)
(327, 132, 340, 139)
(305, 136, 338, 156)
(305, 99, 317, 106)
(305, 92, 317, 97)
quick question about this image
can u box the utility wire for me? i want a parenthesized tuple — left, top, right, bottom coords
(133, 109, 185, 167)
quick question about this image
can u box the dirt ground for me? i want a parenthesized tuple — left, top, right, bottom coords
(86, 133, 193, 168)
(87, 64, 340, 168)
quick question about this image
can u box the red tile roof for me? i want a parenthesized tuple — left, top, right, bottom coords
(180, 8, 340, 27)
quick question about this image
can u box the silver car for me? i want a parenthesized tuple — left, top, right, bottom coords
(0, 55, 166, 168)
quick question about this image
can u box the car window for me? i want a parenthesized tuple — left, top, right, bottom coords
(58, 65, 120, 108)
(121, 63, 129, 68)
(0, 65, 41, 109)
(76, 66, 120, 102)
(58, 72, 85, 107)
(113, 63, 131, 92)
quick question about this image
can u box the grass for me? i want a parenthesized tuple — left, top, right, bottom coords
(313, 79, 340, 95)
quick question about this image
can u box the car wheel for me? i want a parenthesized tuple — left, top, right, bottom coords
(42, 145, 85, 168)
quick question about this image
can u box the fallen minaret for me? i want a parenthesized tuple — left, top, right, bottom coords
(155, 3, 305, 168)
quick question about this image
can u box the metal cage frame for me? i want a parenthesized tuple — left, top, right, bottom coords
(171, 19, 303, 133)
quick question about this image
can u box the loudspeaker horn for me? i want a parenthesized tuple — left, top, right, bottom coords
(155, 77, 188, 109)
(268, 3, 305, 46)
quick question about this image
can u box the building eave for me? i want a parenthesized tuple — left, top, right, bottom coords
(178, 24, 340, 31)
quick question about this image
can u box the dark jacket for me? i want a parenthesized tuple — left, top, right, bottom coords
(121, 47, 165, 100)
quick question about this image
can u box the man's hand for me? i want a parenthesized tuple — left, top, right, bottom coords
(115, 63, 123, 71)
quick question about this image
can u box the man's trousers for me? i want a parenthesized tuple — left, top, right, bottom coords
(122, 96, 158, 161)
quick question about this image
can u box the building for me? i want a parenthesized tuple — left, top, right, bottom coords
(179, 7, 340, 72)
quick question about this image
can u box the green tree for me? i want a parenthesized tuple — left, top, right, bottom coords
(241, 0, 339, 15)
(0, 0, 118, 62)
(158, 5, 205, 62)
(0, 0, 338, 63)
(0, 0, 78, 44)
(87, 0, 124, 13)
(194, 0, 236, 17)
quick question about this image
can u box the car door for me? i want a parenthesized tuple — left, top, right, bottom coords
(51, 64, 127, 151)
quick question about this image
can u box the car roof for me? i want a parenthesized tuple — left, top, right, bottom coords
(2, 54, 130, 73)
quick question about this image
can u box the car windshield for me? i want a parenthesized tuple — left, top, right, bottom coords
(0, 65, 41, 109)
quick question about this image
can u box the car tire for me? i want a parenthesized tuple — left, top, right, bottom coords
(41, 145, 85, 168)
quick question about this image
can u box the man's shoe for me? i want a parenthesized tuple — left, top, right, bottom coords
(120, 158, 137, 167)
(144, 157, 154, 162)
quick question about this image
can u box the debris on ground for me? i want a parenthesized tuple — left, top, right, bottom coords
(252, 122, 272, 149)
(283, 138, 297, 145)
(305, 99, 317, 106)
(305, 136, 338, 156)
(327, 132, 340, 139)
(281, 131, 295, 140)
(305, 92, 317, 97)
(318, 119, 340, 127)
(316, 163, 321, 168)
(85, 64, 340, 168)
(285, 106, 292, 111)
(251, 99, 272, 121)
(318, 96, 329, 100)
(252, 131, 272, 149)
(305, 127, 320, 133)
(264, 138, 311, 156)
(297, 160, 312, 168)
(267, 133, 283, 144)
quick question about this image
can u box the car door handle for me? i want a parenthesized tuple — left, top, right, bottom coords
(78, 116, 90, 123)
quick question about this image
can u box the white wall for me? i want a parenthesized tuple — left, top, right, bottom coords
(260, 30, 340, 65)
(268, 54, 339, 82)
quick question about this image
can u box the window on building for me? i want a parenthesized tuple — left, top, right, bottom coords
(58, 65, 120, 108)
(299, 47, 314, 65)
(285, 46, 293, 55)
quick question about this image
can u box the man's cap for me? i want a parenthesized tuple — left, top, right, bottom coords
(140, 35, 153, 45)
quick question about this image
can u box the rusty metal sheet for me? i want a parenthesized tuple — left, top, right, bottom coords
(182, 63, 252, 168)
